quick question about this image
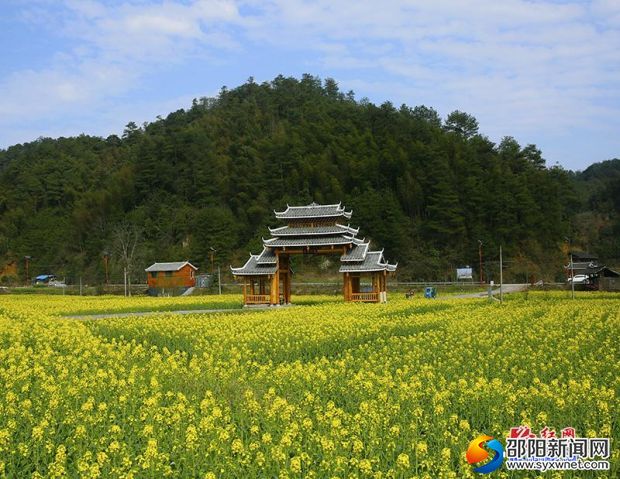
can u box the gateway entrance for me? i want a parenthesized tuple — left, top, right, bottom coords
(231, 203, 397, 305)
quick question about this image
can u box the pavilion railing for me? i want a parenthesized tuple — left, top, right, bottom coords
(244, 294, 271, 304)
(350, 292, 379, 302)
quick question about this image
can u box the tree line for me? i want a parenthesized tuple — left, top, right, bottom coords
(0, 74, 618, 284)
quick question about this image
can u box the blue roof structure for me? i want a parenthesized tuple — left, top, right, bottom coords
(35, 274, 54, 281)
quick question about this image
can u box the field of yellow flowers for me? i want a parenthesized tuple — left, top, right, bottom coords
(0, 292, 618, 478)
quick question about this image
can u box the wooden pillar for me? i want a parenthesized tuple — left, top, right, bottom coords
(243, 278, 247, 304)
(281, 255, 286, 304)
(380, 273, 384, 303)
(382, 271, 387, 303)
(287, 273, 292, 303)
(343, 272, 351, 301)
(347, 273, 351, 300)
(369, 273, 376, 303)
(270, 254, 280, 305)
(269, 274, 276, 305)
(280, 254, 291, 304)
(349, 274, 353, 300)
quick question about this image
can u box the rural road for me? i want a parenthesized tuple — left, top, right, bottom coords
(66, 285, 528, 319)
(452, 283, 528, 299)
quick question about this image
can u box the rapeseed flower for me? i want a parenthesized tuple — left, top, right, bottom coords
(0, 293, 616, 477)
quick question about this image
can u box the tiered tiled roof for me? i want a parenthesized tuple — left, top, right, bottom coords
(256, 247, 277, 264)
(274, 202, 352, 220)
(340, 243, 369, 262)
(263, 235, 358, 248)
(231, 202, 397, 276)
(339, 250, 397, 273)
(268, 224, 359, 236)
(230, 254, 277, 276)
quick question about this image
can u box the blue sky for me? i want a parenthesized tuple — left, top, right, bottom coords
(1, 0, 619, 171)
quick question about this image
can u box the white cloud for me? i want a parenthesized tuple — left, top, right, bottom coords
(0, 0, 243, 144)
(1, 0, 619, 168)
(63, 0, 106, 19)
(0, 62, 135, 118)
(240, 0, 620, 164)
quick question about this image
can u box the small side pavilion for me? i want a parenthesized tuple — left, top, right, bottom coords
(231, 202, 397, 305)
(230, 251, 289, 305)
(340, 249, 397, 303)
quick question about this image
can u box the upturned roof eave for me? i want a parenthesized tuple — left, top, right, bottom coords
(273, 202, 353, 219)
(230, 254, 277, 276)
(263, 234, 359, 247)
(274, 201, 343, 215)
(267, 224, 360, 236)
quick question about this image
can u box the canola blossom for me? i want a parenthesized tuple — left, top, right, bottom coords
(0, 293, 618, 478)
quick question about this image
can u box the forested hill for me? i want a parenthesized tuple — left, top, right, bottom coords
(0, 75, 617, 283)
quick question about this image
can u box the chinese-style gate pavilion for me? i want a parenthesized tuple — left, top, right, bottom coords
(231, 203, 397, 305)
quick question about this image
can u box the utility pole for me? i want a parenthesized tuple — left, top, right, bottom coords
(570, 251, 575, 300)
(499, 245, 503, 304)
(103, 251, 110, 289)
(218, 265, 222, 295)
(525, 259, 529, 286)
(209, 247, 216, 274)
(565, 237, 575, 299)
(210, 247, 217, 291)
(24, 255, 31, 285)
(478, 240, 484, 284)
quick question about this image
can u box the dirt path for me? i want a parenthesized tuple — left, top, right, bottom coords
(65, 308, 250, 320)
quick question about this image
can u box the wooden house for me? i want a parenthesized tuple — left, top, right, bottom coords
(145, 261, 197, 296)
(593, 266, 620, 291)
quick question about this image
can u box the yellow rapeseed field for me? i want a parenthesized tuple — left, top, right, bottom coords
(0, 293, 618, 478)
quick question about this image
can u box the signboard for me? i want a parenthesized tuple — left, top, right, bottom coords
(196, 274, 212, 288)
(456, 267, 473, 280)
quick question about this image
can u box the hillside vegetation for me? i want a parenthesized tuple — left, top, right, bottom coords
(0, 75, 618, 283)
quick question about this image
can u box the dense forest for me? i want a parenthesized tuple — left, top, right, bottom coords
(0, 75, 618, 284)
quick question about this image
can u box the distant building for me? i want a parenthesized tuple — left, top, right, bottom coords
(565, 252, 620, 291)
(591, 266, 620, 291)
(34, 274, 56, 285)
(566, 252, 600, 277)
(145, 261, 197, 296)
